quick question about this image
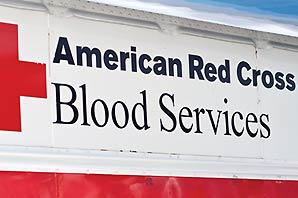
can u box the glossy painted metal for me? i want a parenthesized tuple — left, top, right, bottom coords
(0, 2, 297, 197)
(0, 171, 297, 197)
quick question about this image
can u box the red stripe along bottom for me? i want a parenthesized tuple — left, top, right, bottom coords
(1, 171, 297, 197)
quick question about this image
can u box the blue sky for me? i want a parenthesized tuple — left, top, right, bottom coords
(187, 0, 298, 17)
(134, 0, 298, 23)
(92, 0, 298, 36)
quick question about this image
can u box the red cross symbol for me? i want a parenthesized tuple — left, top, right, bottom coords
(0, 22, 47, 132)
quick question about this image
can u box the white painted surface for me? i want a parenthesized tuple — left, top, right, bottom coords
(0, 0, 297, 179)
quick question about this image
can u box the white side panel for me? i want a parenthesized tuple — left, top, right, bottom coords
(49, 15, 262, 157)
(0, 0, 297, 179)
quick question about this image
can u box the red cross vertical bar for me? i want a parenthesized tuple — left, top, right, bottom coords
(0, 22, 47, 132)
